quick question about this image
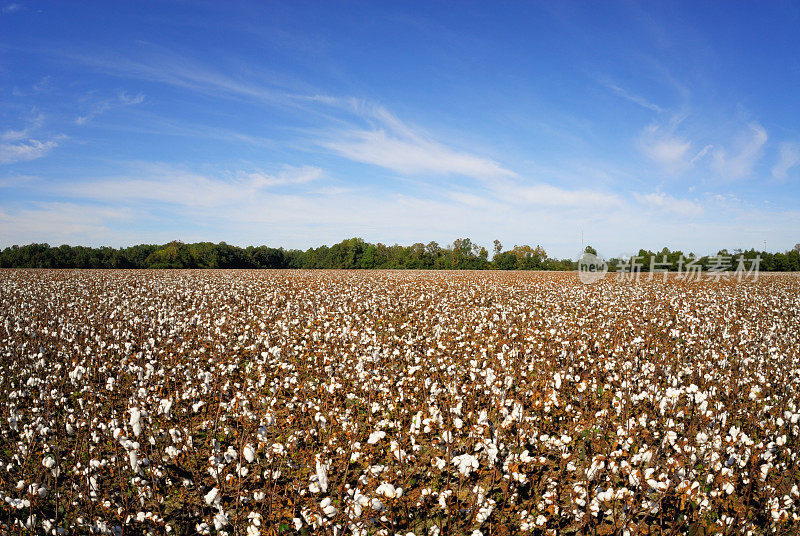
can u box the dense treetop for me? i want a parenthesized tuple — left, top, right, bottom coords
(1, 239, 798, 271)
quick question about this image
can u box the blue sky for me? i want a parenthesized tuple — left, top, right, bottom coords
(2, 1, 799, 257)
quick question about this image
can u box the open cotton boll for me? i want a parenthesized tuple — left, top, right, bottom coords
(213, 512, 229, 530)
(243, 444, 256, 463)
(452, 454, 479, 476)
(128, 451, 141, 474)
(376, 483, 403, 498)
(320, 497, 337, 517)
(367, 430, 386, 444)
(159, 399, 173, 417)
(129, 408, 142, 437)
(205, 487, 220, 507)
(312, 455, 329, 493)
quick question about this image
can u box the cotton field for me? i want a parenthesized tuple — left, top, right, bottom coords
(1, 270, 800, 536)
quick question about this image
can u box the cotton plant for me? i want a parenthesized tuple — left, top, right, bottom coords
(1, 270, 799, 533)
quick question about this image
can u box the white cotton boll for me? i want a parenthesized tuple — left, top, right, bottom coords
(243, 444, 256, 463)
(320, 497, 337, 517)
(367, 430, 386, 444)
(597, 488, 614, 502)
(159, 399, 173, 418)
(554, 373, 562, 391)
(760, 464, 770, 481)
(376, 483, 402, 498)
(69, 365, 85, 382)
(43, 457, 55, 469)
(315, 456, 329, 493)
(205, 487, 220, 507)
(224, 446, 237, 464)
(129, 408, 142, 438)
(129, 451, 140, 474)
(452, 454, 479, 476)
(213, 512, 229, 530)
(192, 401, 205, 412)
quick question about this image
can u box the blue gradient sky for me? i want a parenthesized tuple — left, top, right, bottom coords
(2, 1, 799, 257)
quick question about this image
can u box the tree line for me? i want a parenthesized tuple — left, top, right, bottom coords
(0, 239, 798, 271)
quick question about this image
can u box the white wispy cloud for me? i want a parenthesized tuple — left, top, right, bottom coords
(712, 122, 767, 179)
(772, 142, 800, 180)
(63, 164, 324, 207)
(33, 76, 53, 92)
(0, 202, 131, 246)
(0, 174, 36, 188)
(638, 124, 692, 174)
(634, 192, 702, 216)
(323, 129, 515, 180)
(2, 3, 21, 14)
(66, 48, 308, 108)
(0, 128, 30, 142)
(690, 144, 713, 164)
(321, 104, 516, 180)
(7, 160, 800, 256)
(75, 91, 146, 125)
(604, 82, 663, 113)
(62, 50, 555, 185)
(0, 138, 60, 164)
(1, 112, 62, 164)
(243, 166, 323, 187)
(497, 183, 621, 209)
(1, 111, 45, 142)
